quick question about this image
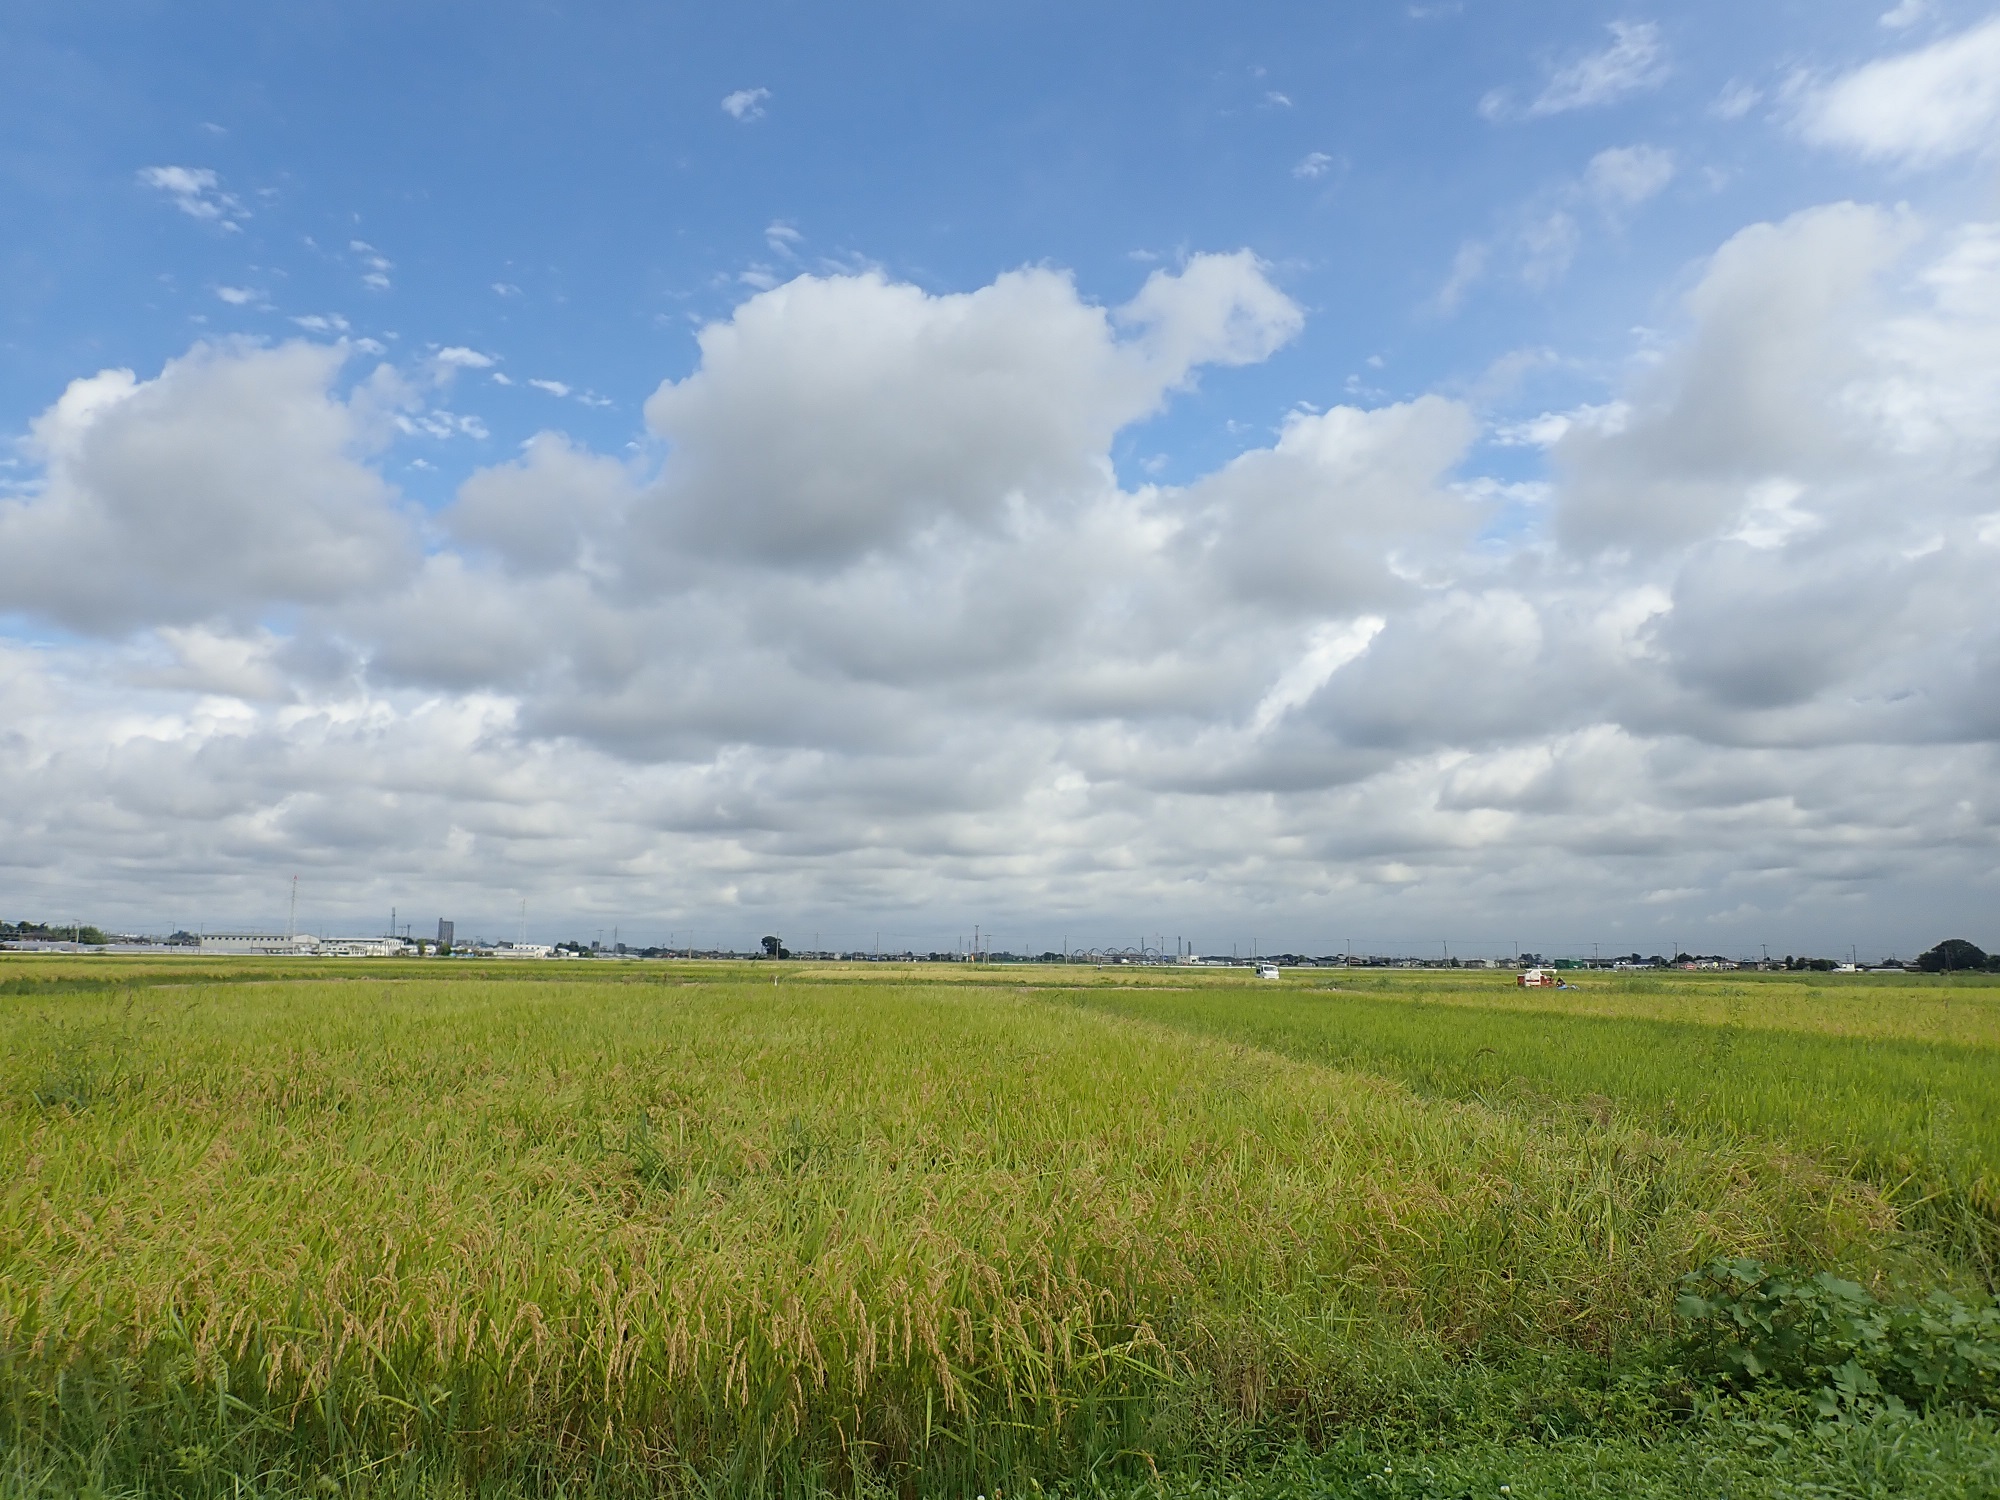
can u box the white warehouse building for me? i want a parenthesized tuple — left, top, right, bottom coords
(199, 932, 322, 955)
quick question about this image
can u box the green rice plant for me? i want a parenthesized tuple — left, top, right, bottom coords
(0, 972, 1935, 1493)
(1063, 981, 2000, 1270)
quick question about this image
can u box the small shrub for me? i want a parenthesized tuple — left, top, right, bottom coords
(1675, 1257, 2000, 1414)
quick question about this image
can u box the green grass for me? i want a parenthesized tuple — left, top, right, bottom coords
(0, 959, 1994, 1496)
(6, 1405, 1998, 1499)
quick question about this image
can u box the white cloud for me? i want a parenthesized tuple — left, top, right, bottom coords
(396, 410, 489, 441)
(137, 166, 245, 226)
(1432, 240, 1487, 313)
(638, 252, 1300, 567)
(1532, 21, 1670, 114)
(447, 432, 637, 575)
(1252, 617, 1386, 732)
(1880, 0, 1930, 28)
(1584, 145, 1676, 207)
(292, 313, 351, 334)
(1445, 146, 1676, 311)
(350, 240, 394, 291)
(1712, 80, 1762, 120)
(1797, 16, 2000, 167)
(528, 378, 572, 397)
(1293, 151, 1334, 179)
(0, 342, 414, 633)
(214, 286, 259, 306)
(1519, 211, 1581, 288)
(1485, 22, 1670, 120)
(1492, 402, 1629, 448)
(765, 221, 803, 256)
(7, 228, 2000, 953)
(721, 87, 770, 120)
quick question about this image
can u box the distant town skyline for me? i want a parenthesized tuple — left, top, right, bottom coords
(3, 2, 1999, 954)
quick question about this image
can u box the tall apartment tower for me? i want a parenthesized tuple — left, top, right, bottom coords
(438, 919, 454, 948)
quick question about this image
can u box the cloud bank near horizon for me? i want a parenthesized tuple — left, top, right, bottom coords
(3, 209, 1998, 954)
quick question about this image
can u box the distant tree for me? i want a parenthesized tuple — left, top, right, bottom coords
(1918, 939, 1988, 973)
(760, 935, 790, 959)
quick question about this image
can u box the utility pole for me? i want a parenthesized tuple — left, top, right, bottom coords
(289, 875, 297, 940)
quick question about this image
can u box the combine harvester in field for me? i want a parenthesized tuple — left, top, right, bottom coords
(1516, 966, 1575, 989)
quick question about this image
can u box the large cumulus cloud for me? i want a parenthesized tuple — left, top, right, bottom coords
(637, 252, 1301, 568)
(0, 341, 415, 633)
(2, 233, 1996, 952)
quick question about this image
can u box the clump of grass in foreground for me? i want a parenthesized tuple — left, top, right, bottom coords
(0, 976, 1941, 1494)
(1139, 1402, 2000, 1500)
(4, 1403, 1996, 1498)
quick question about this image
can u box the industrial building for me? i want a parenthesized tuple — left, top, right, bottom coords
(198, 932, 322, 955)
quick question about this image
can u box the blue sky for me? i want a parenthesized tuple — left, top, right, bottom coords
(5, 1, 1941, 491)
(2, 2, 1998, 955)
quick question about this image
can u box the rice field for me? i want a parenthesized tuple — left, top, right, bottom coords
(1, 958, 1995, 1497)
(1063, 967, 2000, 1254)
